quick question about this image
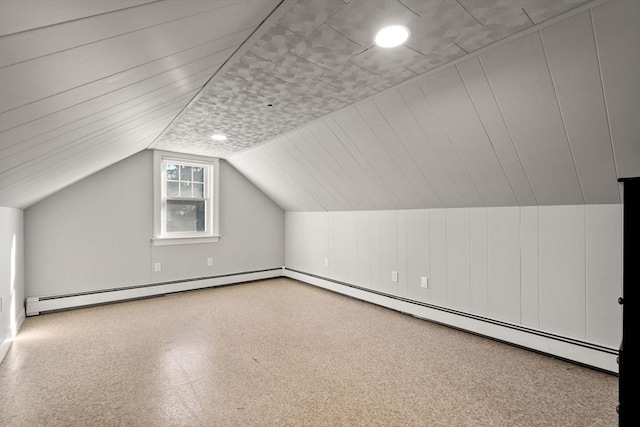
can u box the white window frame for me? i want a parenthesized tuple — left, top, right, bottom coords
(152, 150, 220, 246)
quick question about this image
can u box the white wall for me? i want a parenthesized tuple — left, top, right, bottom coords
(285, 205, 622, 350)
(0, 206, 25, 362)
(25, 150, 284, 298)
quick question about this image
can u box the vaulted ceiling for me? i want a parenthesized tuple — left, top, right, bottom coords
(0, 0, 638, 210)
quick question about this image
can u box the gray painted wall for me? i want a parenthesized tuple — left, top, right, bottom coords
(285, 205, 622, 349)
(25, 150, 284, 298)
(0, 206, 25, 359)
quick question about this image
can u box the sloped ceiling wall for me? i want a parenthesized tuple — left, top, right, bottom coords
(0, 0, 280, 209)
(229, 0, 639, 211)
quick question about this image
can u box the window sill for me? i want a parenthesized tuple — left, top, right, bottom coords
(151, 235, 220, 246)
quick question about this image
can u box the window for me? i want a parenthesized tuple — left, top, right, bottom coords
(153, 151, 219, 245)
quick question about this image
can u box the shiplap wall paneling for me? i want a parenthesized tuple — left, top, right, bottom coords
(369, 211, 382, 293)
(541, 11, 619, 204)
(446, 209, 471, 312)
(397, 210, 408, 298)
(379, 210, 400, 296)
(356, 101, 442, 208)
(420, 69, 516, 207)
(323, 118, 399, 210)
(408, 82, 484, 207)
(377, 88, 465, 208)
(329, 212, 349, 283)
(356, 211, 372, 288)
(429, 209, 448, 306)
(520, 206, 540, 328)
(456, 57, 537, 206)
(469, 207, 488, 316)
(346, 213, 358, 285)
(591, 0, 640, 178)
(333, 108, 422, 209)
(406, 209, 430, 303)
(304, 212, 328, 276)
(539, 205, 586, 340)
(285, 212, 305, 270)
(479, 33, 583, 205)
(487, 207, 521, 324)
(586, 204, 622, 348)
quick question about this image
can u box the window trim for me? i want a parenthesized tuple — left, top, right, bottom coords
(152, 150, 219, 246)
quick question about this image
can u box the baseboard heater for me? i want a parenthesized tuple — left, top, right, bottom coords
(283, 268, 619, 374)
(26, 267, 283, 316)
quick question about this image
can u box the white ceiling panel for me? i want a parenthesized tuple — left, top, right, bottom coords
(279, 134, 354, 210)
(591, 0, 640, 179)
(1, 0, 633, 210)
(419, 68, 518, 206)
(293, 128, 376, 210)
(479, 32, 584, 205)
(403, 82, 486, 206)
(541, 11, 620, 203)
(355, 100, 443, 208)
(456, 57, 537, 206)
(0, 1, 240, 68)
(374, 88, 467, 208)
(332, 107, 423, 209)
(0, 2, 270, 112)
(0, 0, 156, 36)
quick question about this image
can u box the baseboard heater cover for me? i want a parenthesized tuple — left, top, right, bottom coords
(26, 268, 283, 316)
(283, 268, 618, 374)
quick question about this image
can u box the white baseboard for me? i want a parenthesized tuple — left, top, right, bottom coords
(283, 269, 618, 374)
(0, 307, 26, 365)
(26, 268, 283, 316)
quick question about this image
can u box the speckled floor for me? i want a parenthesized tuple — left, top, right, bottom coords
(1, 278, 617, 426)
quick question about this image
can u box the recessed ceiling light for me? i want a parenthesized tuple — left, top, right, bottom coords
(374, 25, 410, 48)
(210, 134, 227, 141)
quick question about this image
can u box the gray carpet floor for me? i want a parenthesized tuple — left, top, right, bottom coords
(0, 278, 617, 426)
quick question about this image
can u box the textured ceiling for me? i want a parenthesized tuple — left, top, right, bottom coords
(152, 0, 594, 157)
(229, 0, 639, 211)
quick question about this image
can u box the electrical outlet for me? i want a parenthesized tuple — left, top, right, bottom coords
(324, 258, 329, 267)
(391, 271, 398, 282)
(421, 276, 429, 288)
(207, 258, 213, 267)
(154, 262, 162, 272)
